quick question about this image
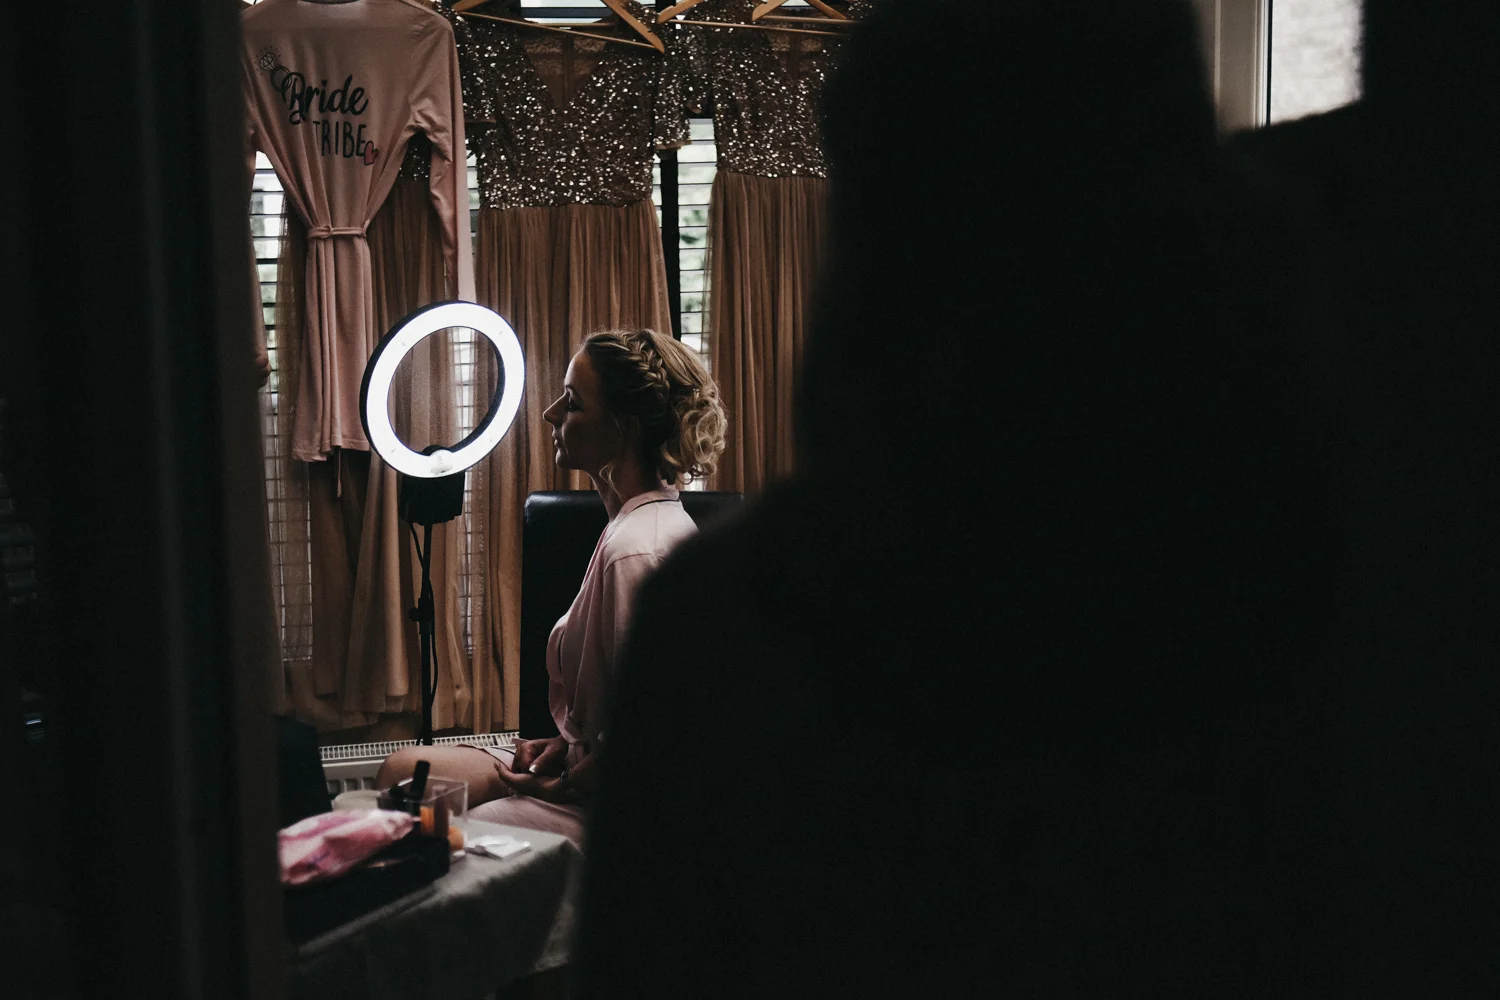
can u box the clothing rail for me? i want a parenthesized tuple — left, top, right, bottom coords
(671, 18, 847, 37)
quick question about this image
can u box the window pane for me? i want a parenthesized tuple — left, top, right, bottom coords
(1270, 0, 1362, 123)
(679, 119, 716, 370)
(678, 144, 718, 163)
(679, 163, 718, 185)
(250, 192, 284, 217)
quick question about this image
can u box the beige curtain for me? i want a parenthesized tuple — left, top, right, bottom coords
(270, 175, 478, 737)
(705, 171, 829, 494)
(472, 199, 673, 731)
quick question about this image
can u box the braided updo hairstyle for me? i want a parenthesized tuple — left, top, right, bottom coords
(582, 328, 727, 487)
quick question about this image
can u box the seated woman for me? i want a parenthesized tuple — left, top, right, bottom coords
(375, 328, 726, 845)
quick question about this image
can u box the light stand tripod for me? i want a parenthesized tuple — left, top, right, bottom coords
(399, 460, 464, 746)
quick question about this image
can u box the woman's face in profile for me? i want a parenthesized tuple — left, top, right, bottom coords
(542, 351, 620, 476)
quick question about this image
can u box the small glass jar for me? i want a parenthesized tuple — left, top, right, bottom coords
(386, 775, 469, 860)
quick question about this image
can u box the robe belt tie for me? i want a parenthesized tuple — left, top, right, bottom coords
(306, 225, 367, 239)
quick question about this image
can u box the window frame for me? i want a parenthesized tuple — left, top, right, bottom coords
(1195, 0, 1272, 131)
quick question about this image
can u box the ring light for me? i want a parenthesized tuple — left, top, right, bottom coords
(357, 299, 524, 746)
(359, 300, 524, 478)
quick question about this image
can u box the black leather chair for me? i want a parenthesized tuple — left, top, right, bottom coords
(518, 490, 745, 738)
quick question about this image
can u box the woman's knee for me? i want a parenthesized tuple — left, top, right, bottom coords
(375, 745, 505, 803)
(375, 747, 421, 789)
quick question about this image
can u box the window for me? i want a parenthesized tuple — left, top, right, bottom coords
(253, 3, 754, 655)
(1269, 0, 1362, 124)
(252, 152, 488, 660)
(254, 93, 720, 660)
(655, 118, 720, 368)
(1193, 0, 1362, 131)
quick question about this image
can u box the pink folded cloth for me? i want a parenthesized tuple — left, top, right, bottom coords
(279, 809, 415, 886)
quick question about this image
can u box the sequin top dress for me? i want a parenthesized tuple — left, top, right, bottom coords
(413, 0, 692, 209)
(242, 0, 474, 463)
(676, 0, 868, 178)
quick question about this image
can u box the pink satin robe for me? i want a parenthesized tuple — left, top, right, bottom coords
(468, 488, 697, 845)
(547, 488, 698, 765)
(241, 0, 475, 462)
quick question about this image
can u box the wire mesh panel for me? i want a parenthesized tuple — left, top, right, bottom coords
(252, 153, 314, 662)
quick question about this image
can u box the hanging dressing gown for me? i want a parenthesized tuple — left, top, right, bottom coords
(241, 0, 475, 463)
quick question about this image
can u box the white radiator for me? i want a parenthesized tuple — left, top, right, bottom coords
(319, 731, 519, 798)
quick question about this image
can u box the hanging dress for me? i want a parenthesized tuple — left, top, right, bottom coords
(453, 1, 691, 731)
(681, 0, 863, 494)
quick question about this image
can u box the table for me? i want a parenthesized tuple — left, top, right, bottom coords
(285, 820, 584, 1000)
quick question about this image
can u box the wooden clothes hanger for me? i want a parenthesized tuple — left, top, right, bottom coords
(752, 0, 847, 21)
(660, 1, 857, 35)
(656, 0, 706, 21)
(667, 18, 846, 37)
(598, 0, 667, 51)
(453, 1, 664, 52)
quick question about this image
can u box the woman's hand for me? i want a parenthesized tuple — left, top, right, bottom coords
(494, 741, 593, 804)
(493, 761, 567, 803)
(510, 738, 538, 773)
(512, 736, 569, 777)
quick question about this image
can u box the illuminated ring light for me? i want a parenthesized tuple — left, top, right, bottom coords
(359, 301, 524, 479)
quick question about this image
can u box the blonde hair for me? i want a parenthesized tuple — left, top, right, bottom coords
(582, 328, 727, 487)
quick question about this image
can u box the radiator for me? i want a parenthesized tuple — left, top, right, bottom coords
(319, 731, 519, 798)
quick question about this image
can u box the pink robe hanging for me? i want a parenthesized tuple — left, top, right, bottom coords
(241, 0, 475, 462)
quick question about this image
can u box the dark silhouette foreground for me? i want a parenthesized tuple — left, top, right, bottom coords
(575, 1, 1497, 995)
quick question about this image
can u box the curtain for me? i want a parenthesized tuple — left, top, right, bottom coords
(269, 173, 479, 737)
(472, 199, 673, 731)
(705, 172, 829, 495)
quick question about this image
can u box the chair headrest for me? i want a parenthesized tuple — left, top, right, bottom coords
(523, 490, 746, 532)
